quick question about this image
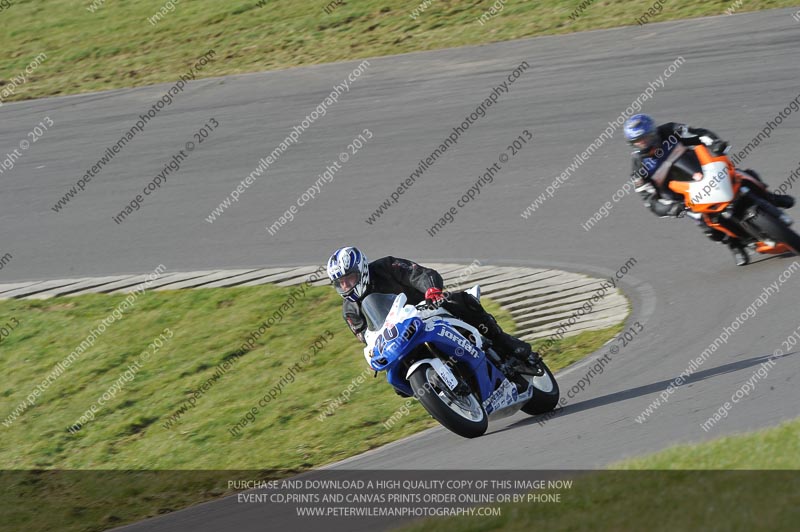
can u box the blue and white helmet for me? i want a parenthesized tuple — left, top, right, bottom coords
(327, 246, 370, 302)
(623, 114, 658, 155)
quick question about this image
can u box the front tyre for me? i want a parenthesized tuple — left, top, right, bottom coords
(520, 360, 560, 415)
(747, 210, 800, 254)
(409, 363, 488, 438)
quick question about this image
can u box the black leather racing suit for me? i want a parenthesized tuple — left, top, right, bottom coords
(341, 256, 525, 357)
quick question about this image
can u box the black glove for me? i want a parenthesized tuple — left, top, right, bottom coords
(635, 180, 656, 202)
(663, 201, 686, 217)
(651, 198, 685, 218)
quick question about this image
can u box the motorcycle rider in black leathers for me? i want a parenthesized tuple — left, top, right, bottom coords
(623, 114, 795, 266)
(326, 247, 537, 365)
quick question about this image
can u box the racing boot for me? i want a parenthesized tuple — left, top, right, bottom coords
(480, 313, 531, 361)
(743, 168, 765, 183)
(769, 193, 795, 209)
(488, 328, 533, 363)
(741, 169, 794, 208)
(487, 328, 542, 390)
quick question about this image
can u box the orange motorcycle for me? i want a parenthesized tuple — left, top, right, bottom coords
(656, 143, 800, 256)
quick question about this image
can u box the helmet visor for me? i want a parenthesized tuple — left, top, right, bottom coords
(631, 133, 656, 152)
(333, 272, 360, 295)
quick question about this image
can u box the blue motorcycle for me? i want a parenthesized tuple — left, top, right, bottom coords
(362, 287, 559, 438)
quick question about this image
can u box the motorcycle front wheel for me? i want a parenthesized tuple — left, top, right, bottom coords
(745, 209, 800, 254)
(409, 363, 488, 438)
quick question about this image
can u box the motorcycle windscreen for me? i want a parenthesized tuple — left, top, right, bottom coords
(688, 161, 735, 204)
(361, 293, 399, 331)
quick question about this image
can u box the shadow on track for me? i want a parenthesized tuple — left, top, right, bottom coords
(748, 252, 796, 266)
(495, 351, 798, 433)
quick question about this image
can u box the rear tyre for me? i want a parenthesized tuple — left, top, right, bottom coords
(747, 210, 800, 254)
(409, 363, 488, 438)
(520, 360, 560, 415)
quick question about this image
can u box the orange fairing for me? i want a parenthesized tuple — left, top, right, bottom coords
(669, 181, 691, 195)
(693, 144, 720, 166)
(694, 144, 740, 197)
(755, 242, 791, 254)
(668, 145, 740, 214)
(704, 218, 740, 239)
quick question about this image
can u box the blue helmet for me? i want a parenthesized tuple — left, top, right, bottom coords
(623, 114, 658, 155)
(327, 246, 370, 302)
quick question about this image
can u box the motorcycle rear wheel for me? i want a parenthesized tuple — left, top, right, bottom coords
(520, 360, 560, 415)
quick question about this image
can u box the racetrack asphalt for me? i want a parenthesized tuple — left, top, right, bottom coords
(2, 7, 799, 531)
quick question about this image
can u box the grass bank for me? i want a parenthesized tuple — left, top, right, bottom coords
(400, 416, 800, 532)
(1, 1, 796, 102)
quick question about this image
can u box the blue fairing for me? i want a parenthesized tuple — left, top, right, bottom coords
(370, 315, 507, 402)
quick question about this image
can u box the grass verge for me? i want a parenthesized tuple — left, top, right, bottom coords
(1, 1, 797, 102)
(530, 322, 623, 372)
(399, 417, 800, 532)
(0, 283, 621, 531)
